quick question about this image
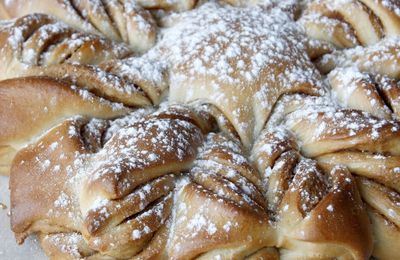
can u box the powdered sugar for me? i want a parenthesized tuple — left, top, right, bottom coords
(138, 2, 323, 146)
(4, 1, 400, 259)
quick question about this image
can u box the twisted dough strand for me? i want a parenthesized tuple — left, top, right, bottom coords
(0, 77, 129, 176)
(0, 14, 172, 108)
(266, 94, 400, 259)
(0, 0, 157, 52)
(136, 0, 198, 11)
(251, 125, 372, 259)
(327, 66, 400, 120)
(299, 0, 400, 49)
(7, 103, 276, 259)
(8, 105, 220, 259)
(3, 2, 400, 259)
(0, 13, 131, 80)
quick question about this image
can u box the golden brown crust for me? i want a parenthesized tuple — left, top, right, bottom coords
(159, 2, 323, 147)
(0, 14, 131, 80)
(26, 64, 151, 107)
(324, 66, 400, 121)
(328, 67, 392, 119)
(356, 178, 400, 260)
(251, 127, 373, 259)
(286, 108, 400, 157)
(88, 195, 173, 258)
(84, 175, 175, 237)
(316, 37, 400, 76)
(10, 118, 89, 241)
(99, 58, 169, 106)
(299, 13, 359, 49)
(294, 7, 400, 256)
(168, 182, 273, 260)
(300, 0, 400, 51)
(267, 94, 400, 259)
(303, 0, 383, 47)
(0, 0, 157, 52)
(317, 152, 400, 193)
(136, 0, 198, 11)
(80, 110, 204, 202)
(278, 166, 372, 259)
(0, 14, 157, 108)
(0, 77, 128, 175)
(9, 106, 212, 259)
(4, 2, 400, 259)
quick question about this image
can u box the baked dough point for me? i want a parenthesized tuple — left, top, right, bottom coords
(142, 2, 324, 147)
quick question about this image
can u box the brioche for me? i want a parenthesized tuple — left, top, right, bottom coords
(0, 77, 128, 175)
(136, 0, 198, 11)
(0, 14, 131, 79)
(148, 2, 324, 147)
(251, 127, 372, 259)
(2, 1, 400, 259)
(0, 14, 170, 107)
(99, 57, 169, 106)
(327, 66, 400, 120)
(264, 94, 400, 259)
(0, 0, 157, 52)
(9, 103, 376, 259)
(316, 37, 400, 76)
(9, 105, 274, 259)
(299, 0, 400, 48)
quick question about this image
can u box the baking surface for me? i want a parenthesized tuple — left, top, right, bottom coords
(0, 176, 46, 259)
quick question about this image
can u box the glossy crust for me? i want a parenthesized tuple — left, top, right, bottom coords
(0, 0, 157, 52)
(0, 77, 128, 175)
(3, 1, 400, 259)
(267, 94, 400, 259)
(0, 14, 131, 80)
(252, 128, 373, 259)
(300, 0, 400, 48)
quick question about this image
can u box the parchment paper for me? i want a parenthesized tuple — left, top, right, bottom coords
(0, 176, 46, 259)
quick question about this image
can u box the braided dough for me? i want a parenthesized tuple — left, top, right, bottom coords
(0, 0, 157, 52)
(147, 2, 324, 147)
(299, 0, 400, 48)
(0, 14, 131, 79)
(0, 77, 128, 175)
(1, 0, 400, 259)
(263, 94, 400, 259)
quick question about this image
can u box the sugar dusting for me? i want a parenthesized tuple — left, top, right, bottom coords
(118, 1, 324, 145)
(3, 0, 400, 259)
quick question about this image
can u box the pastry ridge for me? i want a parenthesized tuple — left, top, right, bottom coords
(1, 0, 400, 259)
